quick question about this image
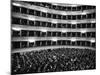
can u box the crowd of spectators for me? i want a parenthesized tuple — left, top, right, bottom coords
(11, 48, 96, 74)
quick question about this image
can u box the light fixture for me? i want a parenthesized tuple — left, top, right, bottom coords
(82, 12, 87, 15)
(91, 20, 96, 23)
(28, 17, 35, 21)
(12, 2, 21, 6)
(41, 29, 47, 32)
(71, 21, 77, 24)
(81, 30, 87, 33)
(62, 12, 67, 15)
(41, 8, 47, 12)
(52, 3, 58, 5)
(71, 4, 78, 7)
(28, 39, 35, 42)
(61, 29, 67, 33)
(52, 20, 57, 24)
(71, 38, 76, 41)
(12, 27, 21, 31)
(90, 39, 95, 43)
(51, 37, 57, 41)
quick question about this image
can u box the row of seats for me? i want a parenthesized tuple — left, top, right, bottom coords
(12, 30, 95, 37)
(12, 6, 96, 20)
(12, 40, 95, 49)
(11, 47, 95, 74)
(12, 17, 96, 28)
(22, 1, 96, 11)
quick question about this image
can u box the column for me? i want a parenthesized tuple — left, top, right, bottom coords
(19, 30, 21, 37)
(20, 42, 21, 48)
(27, 41, 29, 48)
